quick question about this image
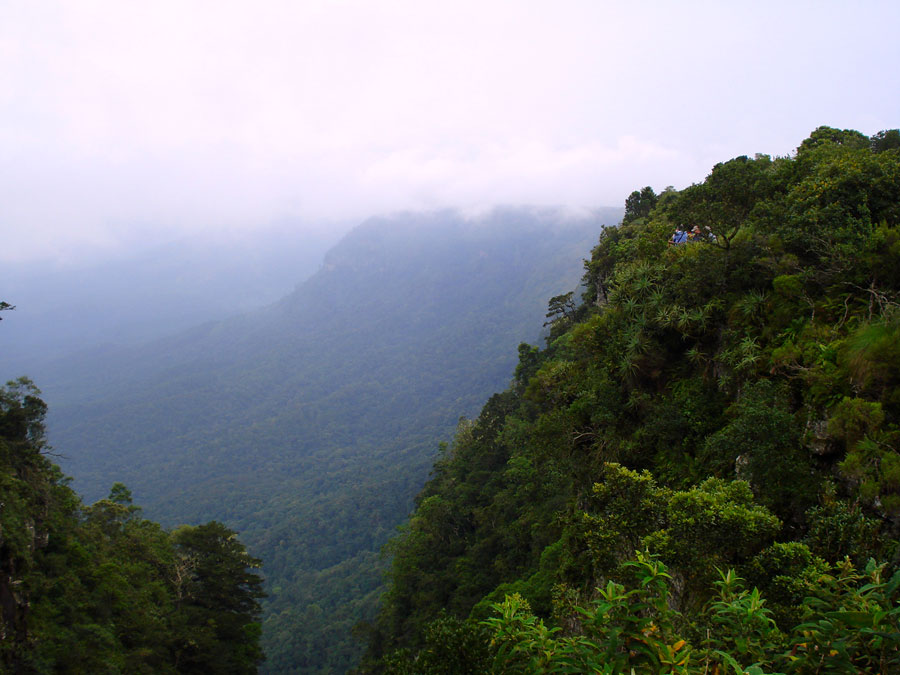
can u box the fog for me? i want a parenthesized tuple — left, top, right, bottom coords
(2, 0, 897, 264)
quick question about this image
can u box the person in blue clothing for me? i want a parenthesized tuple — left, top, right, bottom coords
(669, 227, 688, 245)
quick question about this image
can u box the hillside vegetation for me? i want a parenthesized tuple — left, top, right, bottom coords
(0, 379, 264, 674)
(361, 127, 900, 673)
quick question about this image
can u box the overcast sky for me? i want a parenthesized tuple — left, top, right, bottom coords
(2, 0, 898, 263)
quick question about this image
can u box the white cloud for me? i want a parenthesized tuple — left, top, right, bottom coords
(1, 0, 898, 262)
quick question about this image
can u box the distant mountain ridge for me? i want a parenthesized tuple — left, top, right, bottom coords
(0, 222, 344, 376)
(37, 205, 622, 673)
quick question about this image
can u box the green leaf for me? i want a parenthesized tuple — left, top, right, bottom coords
(823, 610, 874, 627)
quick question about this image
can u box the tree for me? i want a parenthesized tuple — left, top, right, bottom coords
(871, 128, 900, 153)
(623, 186, 658, 224)
(797, 125, 870, 154)
(0, 378, 55, 670)
(543, 292, 577, 340)
(170, 522, 265, 673)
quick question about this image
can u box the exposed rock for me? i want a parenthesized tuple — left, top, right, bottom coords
(805, 415, 839, 456)
(735, 453, 751, 481)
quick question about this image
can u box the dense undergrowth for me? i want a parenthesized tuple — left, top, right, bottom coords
(359, 126, 900, 673)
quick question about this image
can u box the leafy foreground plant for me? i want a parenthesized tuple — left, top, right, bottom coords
(483, 553, 900, 674)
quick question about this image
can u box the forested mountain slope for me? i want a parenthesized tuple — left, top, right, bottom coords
(363, 127, 900, 673)
(37, 206, 620, 672)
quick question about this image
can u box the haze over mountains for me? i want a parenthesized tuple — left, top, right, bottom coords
(0, 221, 346, 374)
(6, 205, 621, 672)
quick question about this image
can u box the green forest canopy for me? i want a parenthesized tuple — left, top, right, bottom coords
(360, 126, 900, 673)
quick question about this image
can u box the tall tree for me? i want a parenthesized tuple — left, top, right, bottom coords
(623, 186, 658, 224)
(171, 522, 266, 673)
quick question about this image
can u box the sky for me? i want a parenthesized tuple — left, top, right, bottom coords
(1, 0, 898, 263)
